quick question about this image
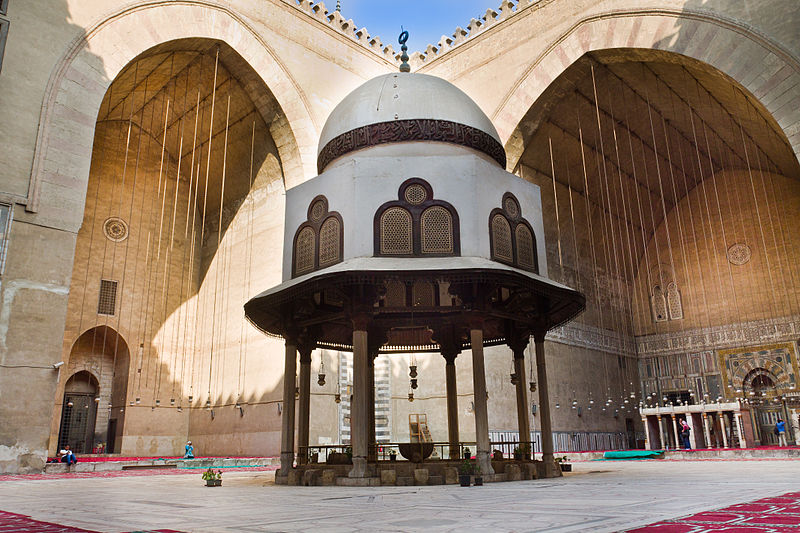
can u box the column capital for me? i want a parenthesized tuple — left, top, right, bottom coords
(351, 312, 371, 332)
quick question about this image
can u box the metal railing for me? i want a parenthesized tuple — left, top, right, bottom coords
(299, 440, 541, 465)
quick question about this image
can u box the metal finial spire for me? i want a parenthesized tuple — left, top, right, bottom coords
(335, 1, 341, 12)
(398, 28, 410, 73)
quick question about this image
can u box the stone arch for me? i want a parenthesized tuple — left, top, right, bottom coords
(495, 10, 800, 169)
(27, 1, 317, 220)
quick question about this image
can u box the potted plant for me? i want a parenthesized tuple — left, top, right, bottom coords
(389, 449, 397, 462)
(458, 459, 472, 487)
(474, 462, 483, 486)
(202, 468, 222, 487)
(492, 449, 504, 461)
(513, 446, 523, 461)
(555, 455, 572, 472)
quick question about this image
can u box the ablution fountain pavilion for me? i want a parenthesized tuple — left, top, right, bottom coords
(244, 41, 585, 486)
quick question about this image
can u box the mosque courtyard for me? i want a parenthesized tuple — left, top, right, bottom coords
(1, 459, 799, 532)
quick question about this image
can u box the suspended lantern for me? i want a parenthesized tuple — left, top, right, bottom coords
(170, 398, 175, 406)
(317, 357, 326, 386)
(529, 381, 537, 393)
(67, 401, 73, 407)
(409, 365, 417, 379)
(410, 378, 418, 390)
(205, 399, 211, 409)
(555, 402, 560, 409)
(188, 395, 193, 402)
(135, 397, 141, 404)
(408, 391, 414, 402)
(334, 393, 341, 404)
(510, 372, 518, 385)
(94, 397, 100, 403)
(155, 399, 161, 406)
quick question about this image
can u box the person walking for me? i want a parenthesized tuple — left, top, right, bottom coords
(680, 419, 691, 450)
(776, 419, 787, 446)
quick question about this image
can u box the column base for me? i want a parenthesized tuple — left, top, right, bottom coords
(348, 456, 369, 478)
(279, 451, 295, 476)
(476, 450, 495, 476)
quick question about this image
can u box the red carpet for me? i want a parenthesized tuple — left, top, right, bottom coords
(0, 510, 182, 532)
(0, 465, 277, 483)
(627, 491, 800, 532)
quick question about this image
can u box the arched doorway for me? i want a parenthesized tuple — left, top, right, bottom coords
(744, 368, 785, 445)
(54, 326, 130, 454)
(58, 371, 99, 454)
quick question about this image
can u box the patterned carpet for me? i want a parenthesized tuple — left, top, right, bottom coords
(627, 492, 800, 532)
(0, 465, 276, 483)
(0, 510, 183, 533)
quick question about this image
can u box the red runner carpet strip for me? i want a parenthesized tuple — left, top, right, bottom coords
(627, 491, 800, 532)
(0, 465, 276, 483)
(0, 510, 183, 533)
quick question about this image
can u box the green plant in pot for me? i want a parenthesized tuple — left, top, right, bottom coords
(202, 468, 222, 487)
(474, 462, 483, 486)
(458, 459, 473, 487)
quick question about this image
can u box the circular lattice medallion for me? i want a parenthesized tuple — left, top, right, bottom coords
(103, 217, 129, 242)
(727, 243, 751, 265)
(404, 184, 427, 205)
(310, 200, 326, 221)
(504, 197, 519, 218)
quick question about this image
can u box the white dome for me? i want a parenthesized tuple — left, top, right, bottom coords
(317, 73, 504, 172)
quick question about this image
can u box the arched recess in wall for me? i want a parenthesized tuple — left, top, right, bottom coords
(494, 10, 800, 172)
(56, 326, 129, 454)
(26, 1, 317, 220)
(507, 43, 799, 342)
(51, 32, 299, 455)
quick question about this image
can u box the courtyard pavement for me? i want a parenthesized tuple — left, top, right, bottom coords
(1, 459, 799, 532)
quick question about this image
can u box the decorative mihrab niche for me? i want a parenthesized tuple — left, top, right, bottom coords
(717, 342, 798, 398)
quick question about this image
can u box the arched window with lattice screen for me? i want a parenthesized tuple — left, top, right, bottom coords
(291, 196, 343, 278)
(651, 285, 668, 322)
(294, 227, 315, 276)
(374, 178, 460, 257)
(380, 207, 413, 255)
(491, 214, 513, 263)
(667, 282, 683, 320)
(384, 280, 407, 307)
(420, 206, 453, 254)
(412, 281, 436, 306)
(319, 216, 342, 268)
(489, 192, 538, 273)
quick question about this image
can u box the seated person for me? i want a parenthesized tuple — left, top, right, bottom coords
(184, 441, 194, 459)
(60, 446, 77, 465)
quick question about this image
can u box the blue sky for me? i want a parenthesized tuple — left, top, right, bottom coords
(334, 1, 498, 52)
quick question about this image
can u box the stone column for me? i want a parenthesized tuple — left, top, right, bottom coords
(642, 416, 651, 450)
(703, 413, 712, 448)
(297, 345, 312, 466)
(687, 415, 699, 449)
(367, 356, 376, 462)
(470, 323, 494, 476)
(280, 337, 298, 476)
(657, 415, 664, 449)
(534, 331, 555, 476)
(443, 350, 460, 460)
(510, 337, 531, 458)
(719, 411, 729, 448)
(671, 415, 680, 449)
(349, 315, 370, 478)
(736, 413, 746, 448)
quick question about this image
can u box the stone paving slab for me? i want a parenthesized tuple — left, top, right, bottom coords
(1, 461, 799, 532)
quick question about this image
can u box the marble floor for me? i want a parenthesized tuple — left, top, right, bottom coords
(1, 460, 799, 532)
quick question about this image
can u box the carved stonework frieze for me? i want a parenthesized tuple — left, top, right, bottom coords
(636, 315, 800, 356)
(546, 321, 636, 356)
(317, 119, 507, 173)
